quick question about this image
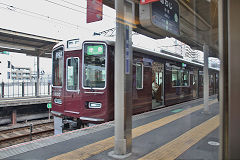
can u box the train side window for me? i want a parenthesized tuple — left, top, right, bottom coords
(136, 62, 143, 89)
(182, 71, 189, 86)
(66, 57, 79, 91)
(172, 69, 189, 87)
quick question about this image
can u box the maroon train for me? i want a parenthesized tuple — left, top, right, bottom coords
(51, 37, 219, 129)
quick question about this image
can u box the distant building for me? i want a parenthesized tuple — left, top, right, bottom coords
(0, 52, 32, 82)
(11, 66, 31, 81)
(0, 52, 12, 82)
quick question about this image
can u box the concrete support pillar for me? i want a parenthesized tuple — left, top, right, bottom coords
(219, 0, 240, 159)
(11, 109, 17, 125)
(54, 116, 63, 135)
(203, 44, 209, 112)
(36, 55, 40, 97)
(111, 0, 133, 157)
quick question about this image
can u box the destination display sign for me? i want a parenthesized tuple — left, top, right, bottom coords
(151, 0, 180, 36)
(55, 50, 63, 59)
(87, 45, 104, 55)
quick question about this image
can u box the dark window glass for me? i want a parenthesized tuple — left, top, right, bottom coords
(52, 47, 64, 86)
(8, 61, 10, 68)
(7, 72, 10, 79)
(136, 63, 143, 89)
(67, 57, 79, 90)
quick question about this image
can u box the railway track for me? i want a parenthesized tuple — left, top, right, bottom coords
(0, 121, 54, 149)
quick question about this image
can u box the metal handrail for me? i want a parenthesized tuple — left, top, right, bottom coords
(0, 80, 51, 98)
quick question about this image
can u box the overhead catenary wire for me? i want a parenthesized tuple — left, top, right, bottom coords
(0, 5, 76, 30)
(0, 2, 94, 31)
(46, 0, 115, 20)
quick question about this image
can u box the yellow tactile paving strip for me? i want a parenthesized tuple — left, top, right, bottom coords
(139, 115, 219, 160)
(49, 99, 217, 160)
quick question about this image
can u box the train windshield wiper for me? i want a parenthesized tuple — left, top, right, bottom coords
(90, 82, 95, 92)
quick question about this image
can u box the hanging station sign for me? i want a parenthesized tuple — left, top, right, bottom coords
(139, 0, 180, 38)
(86, 0, 103, 23)
(140, 0, 159, 5)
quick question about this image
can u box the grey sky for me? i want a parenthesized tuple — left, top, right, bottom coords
(0, 0, 116, 39)
(0, 0, 116, 75)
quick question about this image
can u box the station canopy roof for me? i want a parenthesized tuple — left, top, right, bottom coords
(102, 0, 218, 57)
(0, 28, 61, 58)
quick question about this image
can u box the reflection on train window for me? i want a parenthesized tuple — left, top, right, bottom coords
(172, 69, 189, 87)
(66, 57, 79, 90)
(199, 71, 204, 86)
(155, 72, 163, 86)
(52, 47, 64, 87)
(136, 63, 143, 89)
(83, 43, 106, 89)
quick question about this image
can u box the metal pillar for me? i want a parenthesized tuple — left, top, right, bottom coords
(219, 0, 240, 159)
(112, 0, 133, 157)
(203, 44, 209, 112)
(36, 55, 40, 96)
(54, 116, 63, 135)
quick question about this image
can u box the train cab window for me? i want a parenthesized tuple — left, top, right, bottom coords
(83, 43, 106, 89)
(66, 57, 79, 90)
(136, 63, 143, 89)
(172, 69, 189, 87)
(52, 47, 64, 87)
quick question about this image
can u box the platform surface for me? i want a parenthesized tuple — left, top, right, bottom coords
(0, 96, 51, 107)
(0, 97, 219, 160)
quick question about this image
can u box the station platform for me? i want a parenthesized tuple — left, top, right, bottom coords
(0, 97, 219, 160)
(0, 96, 51, 108)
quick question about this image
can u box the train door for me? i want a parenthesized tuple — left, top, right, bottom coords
(192, 70, 198, 99)
(64, 56, 81, 115)
(152, 62, 164, 109)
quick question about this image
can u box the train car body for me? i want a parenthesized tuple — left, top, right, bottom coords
(51, 37, 219, 130)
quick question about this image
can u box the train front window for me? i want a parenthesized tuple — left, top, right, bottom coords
(52, 47, 64, 87)
(83, 43, 106, 89)
(66, 57, 79, 90)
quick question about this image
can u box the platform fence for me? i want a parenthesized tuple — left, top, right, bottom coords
(0, 79, 51, 98)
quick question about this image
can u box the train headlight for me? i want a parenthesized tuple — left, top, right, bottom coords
(54, 98, 62, 104)
(88, 102, 102, 109)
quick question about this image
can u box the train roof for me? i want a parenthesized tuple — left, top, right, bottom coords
(53, 36, 219, 71)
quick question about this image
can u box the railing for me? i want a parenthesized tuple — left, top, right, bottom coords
(0, 80, 51, 98)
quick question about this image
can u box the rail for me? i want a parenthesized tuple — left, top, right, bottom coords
(0, 121, 54, 148)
